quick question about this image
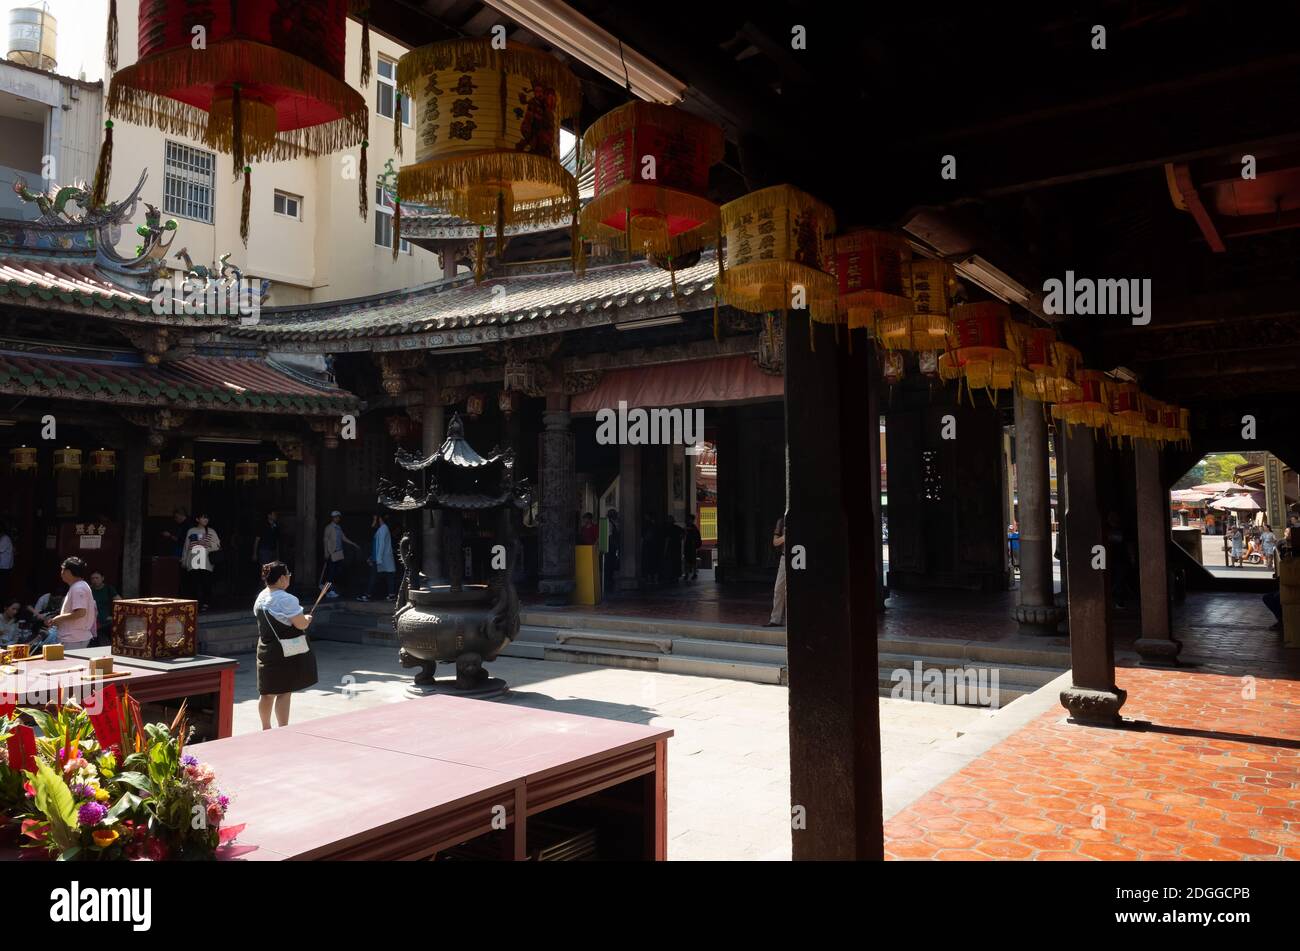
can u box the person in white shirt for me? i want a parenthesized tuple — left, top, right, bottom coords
(321, 511, 359, 599)
(46, 556, 96, 649)
(183, 513, 221, 610)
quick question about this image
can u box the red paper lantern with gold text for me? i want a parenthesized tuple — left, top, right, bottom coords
(108, 0, 367, 246)
(938, 302, 1016, 396)
(581, 102, 723, 263)
(1052, 368, 1109, 430)
(833, 230, 913, 336)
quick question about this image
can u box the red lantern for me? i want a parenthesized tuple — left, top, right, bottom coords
(833, 230, 913, 335)
(581, 102, 723, 261)
(108, 0, 367, 245)
(1107, 381, 1146, 443)
(938, 302, 1016, 393)
(1052, 368, 1109, 430)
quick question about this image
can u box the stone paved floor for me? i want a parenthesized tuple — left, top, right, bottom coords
(229, 641, 984, 860)
(884, 665, 1300, 860)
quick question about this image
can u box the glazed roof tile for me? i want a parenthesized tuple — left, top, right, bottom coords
(235, 253, 718, 345)
(0, 351, 357, 415)
(0, 256, 153, 311)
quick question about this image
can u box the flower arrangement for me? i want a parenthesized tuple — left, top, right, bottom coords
(1, 689, 241, 860)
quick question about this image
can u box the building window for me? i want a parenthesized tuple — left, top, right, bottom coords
(163, 141, 215, 223)
(376, 57, 412, 125)
(273, 190, 302, 219)
(374, 185, 410, 254)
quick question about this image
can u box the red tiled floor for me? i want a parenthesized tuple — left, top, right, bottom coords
(885, 666, 1300, 860)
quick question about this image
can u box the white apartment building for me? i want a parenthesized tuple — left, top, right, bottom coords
(109, 0, 436, 305)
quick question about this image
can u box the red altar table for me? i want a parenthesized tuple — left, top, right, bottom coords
(193, 695, 672, 861)
(1, 648, 237, 740)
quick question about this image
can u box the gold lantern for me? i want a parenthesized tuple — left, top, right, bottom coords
(1052, 369, 1110, 431)
(1106, 381, 1146, 444)
(201, 460, 227, 482)
(1005, 324, 1082, 403)
(889, 258, 956, 351)
(171, 456, 195, 480)
(90, 448, 117, 474)
(53, 447, 82, 472)
(938, 302, 1017, 398)
(833, 230, 913, 337)
(717, 185, 837, 341)
(396, 38, 581, 278)
(144, 453, 161, 475)
(235, 461, 259, 483)
(266, 459, 290, 480)
(580, 101, 723, 261)
(9, 446, 36, 472)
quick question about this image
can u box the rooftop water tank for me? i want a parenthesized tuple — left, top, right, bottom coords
(8, 5, 57, 72)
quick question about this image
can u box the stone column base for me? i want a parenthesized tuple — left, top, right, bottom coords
(1134, 637, 1183, 665)
(538, 578, 575, 606)
(1060, 685, 1128, 725)
(1012, 602, 1065, 637)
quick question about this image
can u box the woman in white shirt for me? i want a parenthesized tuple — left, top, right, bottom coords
(253, 561, 318, 729)
(182, 513, 221, 610)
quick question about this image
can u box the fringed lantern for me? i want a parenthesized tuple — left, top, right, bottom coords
(266, 459, 290, 480)
(171, 456, 195, 480)
(1177, 407, 1192, 448)
(938, 302, 1016, 398)
(53, 447, 82, 472)
(144, 453, 160, 475)
(717, 185, 837, 344)
(235, 461, 259, 483)
(107, 0, 368, 247)
(9, 446, 36, 472)
(834, 230, 913, 338)
(1005, 324, 1082, 403)
(90, 449, 117, 474)
(1052, 369, 1110, 431)
(881, 350, 905, 386)
(396, 38, 581, 280)
(581, 102, 723, 268)
(892, 258, 956, 351)
(1106, 381, 1146, 444)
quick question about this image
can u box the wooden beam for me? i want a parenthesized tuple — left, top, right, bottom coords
(1167, 163, 1226, 252)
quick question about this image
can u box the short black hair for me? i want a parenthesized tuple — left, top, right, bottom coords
(61, 556, 88, 578)
(261, 561, 291, 586)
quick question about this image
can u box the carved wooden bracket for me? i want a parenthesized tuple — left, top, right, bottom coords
(563, 370, 603, 395)
(374, 351, 426, 397)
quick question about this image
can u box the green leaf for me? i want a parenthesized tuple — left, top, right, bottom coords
(107, 791, 142, 822)
(112, 771, 154, 795)
(32, 762, 81, 852)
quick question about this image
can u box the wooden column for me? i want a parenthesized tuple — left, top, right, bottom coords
(868, 362, 885, 610)
(1134, 439, 1180, 663)
(538, 393, 575, 604)
(786, 315, 882, 860)
(420, 388, 446, 583)
(617, 444, 641, 588)
(120, 435, 145, 598)
(1054, 427, 1069, 633)
(1059, 425, 1126, 724)
(295, 443, 318, 592)
(1012, 392, 1062, 634)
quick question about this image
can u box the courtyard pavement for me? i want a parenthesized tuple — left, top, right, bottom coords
(228, 641, 985, 860)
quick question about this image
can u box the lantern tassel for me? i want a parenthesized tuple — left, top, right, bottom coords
(91, 120, 113, 209)
(231, 84, 244, 179)
(393, 199, 401, 261)
(358, 140, 368, 219)
(359, 7, 372, 88)
(496, 191, 506, 255)
(668, 253, 681, 305)
(394, 94, 403, 155)
(105, 0, 118, 76)
(240, 166, 251, 248)
(570, 201, 580, 275)
(475, 228, 486, 283)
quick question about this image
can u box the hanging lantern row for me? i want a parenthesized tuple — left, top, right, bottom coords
(105, 0, 368, 245)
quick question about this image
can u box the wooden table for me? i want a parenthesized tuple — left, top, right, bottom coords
(1, 649, 238, 739)
(192, 695, 672, 861)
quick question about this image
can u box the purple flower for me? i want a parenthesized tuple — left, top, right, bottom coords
(181, 754, 198, 767)
(217, 795, 230, 809)
(77, 801, 108, 826)
(70, 783, 94, 800)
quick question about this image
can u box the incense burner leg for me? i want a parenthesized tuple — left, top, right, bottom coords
(455, 651, 487, 689)
(399, 646, 437, 685)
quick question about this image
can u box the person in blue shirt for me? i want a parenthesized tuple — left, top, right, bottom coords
(357, 512, 397, 601)
(1008, 521, 1021, 570)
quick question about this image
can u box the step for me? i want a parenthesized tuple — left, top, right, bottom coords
(519, 624, 788, 664)
(536, 642, 787, 685)
(554, 630, 673, 654)
(878, 653, 1063, 689)
(519, 610, 784, 646)
(876, 654, 1057, 708)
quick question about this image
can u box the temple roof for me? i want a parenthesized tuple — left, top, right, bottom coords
(0, 255, 153, 312)
(0, 349, 357, 415)
(232, 253, 717, 351)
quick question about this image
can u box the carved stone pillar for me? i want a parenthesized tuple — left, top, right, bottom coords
(1059, 425, 1126, 725)
(1012, 392, 1063, 635)
(538, 393, 575, 604)
(1134, 439, 1181, 664)
(420, 387, 446, 583)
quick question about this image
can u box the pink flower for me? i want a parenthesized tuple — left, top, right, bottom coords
(206, 803, 224, 826)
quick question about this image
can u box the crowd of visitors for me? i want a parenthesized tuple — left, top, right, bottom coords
(0, 555, 119, 652)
